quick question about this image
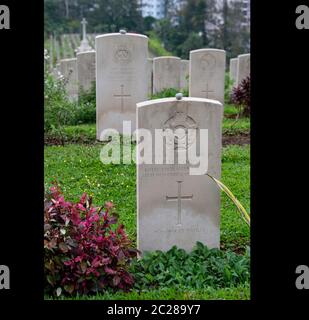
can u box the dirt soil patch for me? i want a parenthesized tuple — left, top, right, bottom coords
(45, 133, 250, 147)
(222, 133, 250, 146)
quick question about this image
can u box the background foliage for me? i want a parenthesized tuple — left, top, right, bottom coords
(45, 0, 250, 60)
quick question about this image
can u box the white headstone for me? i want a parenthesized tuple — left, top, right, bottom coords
(189, 49, 226, 105)
(147, 58, 153, 97)
(153, 56, 181, 94)
(59, 58, 78, 100)
(77, 50, 96, 93)
(236, 53, 250, 86)
(180, 59, 189, 90)
(137, 95, 223, 253)
(229, 58, 238, 84)
(96, 31, 148, 138)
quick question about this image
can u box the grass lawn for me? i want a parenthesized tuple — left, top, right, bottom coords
(44, 144, 250, 251)
(46, 285, 250, 300)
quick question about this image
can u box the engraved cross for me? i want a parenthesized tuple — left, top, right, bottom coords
(202, 83, 214, 98)
(113, 84, 131, 112)
(166, 181, 193, 226)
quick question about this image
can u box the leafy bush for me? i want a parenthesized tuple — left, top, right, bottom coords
(44, 52, 76, 133)
(44, 184, 137, 297)
(131, 242, 250, 291)
(230, 76, 250, 117)
(147, 31, 173, 57)
(151, 87, 188, 100)
(76, 82, 96, 124)
(44, 51, 96, 139)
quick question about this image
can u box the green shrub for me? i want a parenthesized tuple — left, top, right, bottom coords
(44, 53, 76, 133)
(151, 87, 188, 100)
(44, 58, 96, 141)
(75, 83, 96, 124)
(131, 242, 250, 291)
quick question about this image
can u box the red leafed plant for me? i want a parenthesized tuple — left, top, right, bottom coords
(230, 76, 251, 117)
(44, 184, 138, 297)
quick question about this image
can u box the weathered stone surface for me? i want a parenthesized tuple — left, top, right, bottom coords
(137, 96, 223, 253)
(229, 58, 238, 84)
(153, 56, 181, 94)
(236, 53, 250, 86)
(96, 32, 148, 138)
(189, 49, 226, 105)
(77, 50, 96, 93)
(180, 59, 189, 90)
(147, 58, 153, 96)
(59, 58, 78, 100)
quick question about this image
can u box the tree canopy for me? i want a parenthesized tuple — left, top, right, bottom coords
(44, 0, 250, 59)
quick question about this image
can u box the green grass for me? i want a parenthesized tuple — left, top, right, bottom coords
(224, 103, 239, 116)
(221, 145, 250, 251)
(222, 118, 250, 135)
(46, 284, 250, 300)
(44, 144, 250, 251)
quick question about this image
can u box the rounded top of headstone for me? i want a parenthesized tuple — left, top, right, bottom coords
(175, 93, 183, 101)
(119, 29, 127, 34)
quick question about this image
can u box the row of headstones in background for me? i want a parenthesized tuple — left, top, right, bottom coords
(58, 45, 228, 108)
(58, 50, 96, 100)
(149, 50, 225, 105)
(229, 53, 251, 87)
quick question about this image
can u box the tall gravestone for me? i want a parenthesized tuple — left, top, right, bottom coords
(236, 53, 250, 86)
(96, 30, 148, 138)
(153, 56, 181, 94)
(77, 50, 96, 93)
(189, 49, 226, 105)
(180, 59, 189, 90)
(147, 58, 153, 97)
(60, 58, 78, 100)
(137, 94, 223, 253)
(229, 58, 238, 84)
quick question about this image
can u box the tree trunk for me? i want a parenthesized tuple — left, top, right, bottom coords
(64, 0, 69, 19)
